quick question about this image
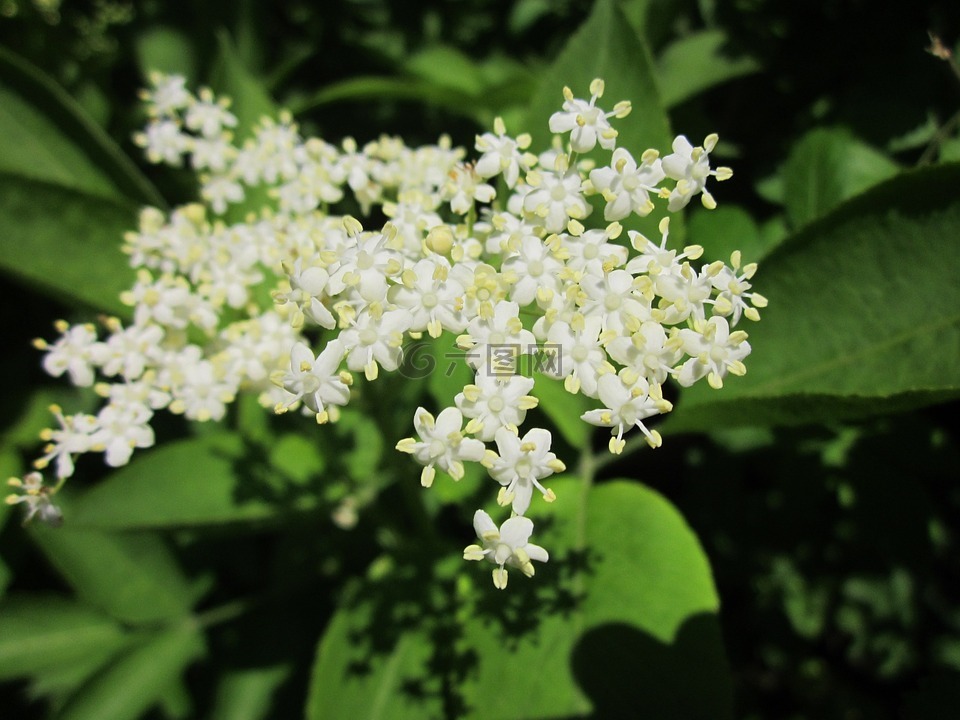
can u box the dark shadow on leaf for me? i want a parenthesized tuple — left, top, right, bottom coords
(560, 615, 734, 720)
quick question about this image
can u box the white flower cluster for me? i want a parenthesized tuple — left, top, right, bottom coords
(11, 75, 765, 591)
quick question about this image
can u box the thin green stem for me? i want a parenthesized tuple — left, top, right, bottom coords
(592, 433, 648, 472)
(194, 597, 256, 629)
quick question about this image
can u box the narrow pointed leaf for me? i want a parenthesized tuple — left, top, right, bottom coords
(0, 46, 164, 207)
(29, 523, 194, 624)
(56, 625, 204, 720)
(0, 594, 127, 679)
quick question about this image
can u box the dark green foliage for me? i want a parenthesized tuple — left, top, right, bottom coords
(1, 1, 959, 718)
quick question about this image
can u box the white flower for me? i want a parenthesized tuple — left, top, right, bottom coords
(605, 321, 683, 386)
(661, 134, 732, 211)
(501, 235, 564, 306)
(167, 359, 237, 422)
(474, 117, 536, 188)
(184, 89, 238, 139)
(91, 401, 155, 467)
(395, 407, 486, 487)
(484, 427, 564, 515)
(581, 371, 672, 453)
(455, 373, 538, 441)
(709, 251, 768, 325)
(578, 269, 650, 334)
(521, 167, 590, 234)
(589, 147, 665, 220)
(559, 221, 628, 276)
(90, 319, 164, 381)
(443, 164, 496, 215)
(544, 315, 613, 397)
(5, 472, 62, 526)
(625, 217, 703, 277)
(676, 316, 751, 389)
(201, 174, 245, 215)
(388, 258, 467, 338)
(273, 340, 352, 423)
(463, 510, 549, 589)
(327, 225, 405, 304)
(143, 73, 192, 118)
(274, 259, 336, 329)
(137, 120, 190, 166)
(339, 308, 412, 380)
(548, 78, 631, 154)
(458, 300, 536, 373)
(36, 320, 99, 387)
(34, 405, 99, 479)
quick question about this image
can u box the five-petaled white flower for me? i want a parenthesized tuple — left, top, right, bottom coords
(589, 147, 665, 220)
(548, 78, 631, 154)
(581, 370, 673, 453)
(676, 316, 751, 389)
(396, 407, 486, 487)
(273, 340, 352, 422)
(661, 134, 732, 211)
(463, 510, 549, 589)
(455, 373, 539, 441)
(484, 427, 564, 515)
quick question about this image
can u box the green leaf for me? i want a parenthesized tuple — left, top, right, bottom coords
(667, 163, 960, 432)
(0, 46, 165, 208)
(0, 173, 136, 315)
(656, 30, 760, 108)
(209, 665, 291, 720)
(29, 523, 194, 624)
(306, 478, 731, 719)
(0, 557, 10, 600)
(208, 31, 277, 223)
(0, 594, 127, 680)
(56, 625, 204, 720)
(404, 46, 485, 97)
(426, 333, 473, 408)
(0, 86, 117, 198)
(524, 0, 670, 162)
(687, 203, 783, 264)
(521, 0, 679, 241)
(531, 372, 592, 447)
(209, 31, 276, 142)
(288, 77, 476, 119)
(68, 434, 318, 530)
(136, 26, 198, 82)
(782, 127, 900, 229)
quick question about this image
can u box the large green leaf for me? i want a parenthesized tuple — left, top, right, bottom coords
(0, 47, 164, 208)
(523, 0, 672, 169)
(56, 625, 204, 720)
(667, 163, 960, 432)
(29, 523, 195, 625)
(306, 478, 731, 719)
(782, 127, 900, 230)
(0, 594, 128, 680)
(0, 173, 135, 315)
(68, 433, 318, 530)
(656, 30, 760, 109)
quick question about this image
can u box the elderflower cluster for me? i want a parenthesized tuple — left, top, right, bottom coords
(11, 75, 765, 591)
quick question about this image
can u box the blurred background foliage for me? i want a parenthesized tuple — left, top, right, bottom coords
(2, 0, 960, 718)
